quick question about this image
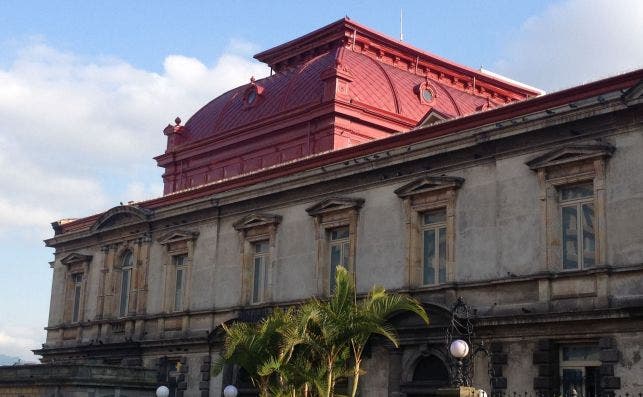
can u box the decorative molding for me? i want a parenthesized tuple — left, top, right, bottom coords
(394, 176, 464, 198)
(526, 143, 615, 170)
(306, 196, 364, 216)
(60, 253, 93, 267)
(90, 205, 152, 232)
(233, 213, 282, 231)
(414, 80, 438, 105)
(157, 230, 200, 245)
(417, 108, 450, 127)
(621, 79, 643, 106)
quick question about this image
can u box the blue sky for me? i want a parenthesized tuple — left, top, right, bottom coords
(0, 0, 641, 361)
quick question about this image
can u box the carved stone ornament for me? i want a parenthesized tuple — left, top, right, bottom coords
(305, 197, 365, 216)
(526, 143, 615, 170)
(417, 108, 450, 127)
(90, 205, 152, 232)
(394, 176, 464, 198)
(60, 253, 93, 267)
(621, 79, 643, 106)
(157, 230, 200, 245)
(233, 213, 282, 231)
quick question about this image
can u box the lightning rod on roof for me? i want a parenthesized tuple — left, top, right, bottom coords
(400, 8, 404, 41)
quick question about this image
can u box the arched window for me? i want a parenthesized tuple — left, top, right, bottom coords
(412, 355, 450, 386)
(119, 251, 134, 317)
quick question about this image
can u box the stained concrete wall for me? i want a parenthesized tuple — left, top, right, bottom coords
(40, 108, 643, 396)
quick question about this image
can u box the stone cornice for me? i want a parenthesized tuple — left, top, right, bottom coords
(45, 70, 643, 243)
(233, 213, 282, 231)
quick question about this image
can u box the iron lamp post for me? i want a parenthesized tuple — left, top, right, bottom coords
(449, 339, 470, 387)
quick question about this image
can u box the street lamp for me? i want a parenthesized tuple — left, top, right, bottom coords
(449, 339, 470, 387)
(224, 385, 239, 397)
(156, 386, 170, 397)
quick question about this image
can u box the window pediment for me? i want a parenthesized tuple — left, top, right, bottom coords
(418, 109, 450, 128)
(233, 213, 282, 231)
(306, 197, 364, 217)
(61, 253, 93, 267)
(91, 205, 152, 232)
(394, 176, 464, 198)
(526, 143, 615, 170)
(622, 79, 643, 106)
(157, 230, 200, 245)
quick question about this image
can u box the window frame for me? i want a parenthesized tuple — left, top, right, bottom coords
(527, 143, 613, 272)
(158, 230, 199, 316)
(60, 253, 92, 325)
(234, 213, 281, 305)
(559, 344, 601, 397)
(395, 176, 462, 289)
(71, 272, 84, 323)
(172, 254, 189, 312)
(420, 209, 448, 286)
(307, 197, 363, 296)
(251, 240, 270, 304)
(558, 183, 596, 270)
(118, 250, 134, 318)
(327, 226, 351, 292)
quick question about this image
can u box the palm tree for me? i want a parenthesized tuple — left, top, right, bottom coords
(305, 266, 429, 397)
(213, 307, 294, 397)
(214, 267, 429, 397)
(347, 277, 429, 397)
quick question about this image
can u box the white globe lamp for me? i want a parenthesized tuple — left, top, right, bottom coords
(449, 339, 470, 359)
(156, 385, 170, 397)
(224, 385, 239, 397)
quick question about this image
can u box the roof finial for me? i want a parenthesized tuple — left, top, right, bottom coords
(174, 117, 181, 126)
(250, 76, 256, 84)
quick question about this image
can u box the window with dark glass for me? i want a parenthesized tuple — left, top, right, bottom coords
(71, 273, 83, 323)
(421, 209, 447, 285)
(173, 254, 188, 311)
(328, 226, 350, 292)
(252, 241, 270, 304)
(119, 251, 134, 317)
(560, 345, 601, 397)
(560, 184, 595, 270)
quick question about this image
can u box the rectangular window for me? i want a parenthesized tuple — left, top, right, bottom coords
(560, 184, 595, 270)
(421, 209, 447, 285)
(119, 268, 131, 317)
(560, 345, 601, 397)
(328, 226, 350, 292)
(252, 241, 270, 303)
(71, 273, 83, 323)
(173, 254, 188, 311)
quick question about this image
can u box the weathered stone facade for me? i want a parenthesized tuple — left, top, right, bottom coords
(2, 19, 642, 397)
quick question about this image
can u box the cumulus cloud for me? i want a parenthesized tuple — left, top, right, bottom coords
(0, 326, 44, 362)
(494, 0, 643, 91)
(0, 40, 268, 360)
(0, 40, 269, 236)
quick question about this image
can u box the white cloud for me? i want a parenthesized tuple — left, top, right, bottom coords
(0, 326, 44, 362)
(494, 0, 643, 91)
(0, 40, 268, 361)
(0, 40, 269, 237)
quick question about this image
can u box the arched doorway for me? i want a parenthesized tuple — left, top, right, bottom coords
(402, 354, 451, 396)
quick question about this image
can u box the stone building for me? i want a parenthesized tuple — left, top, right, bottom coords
(4, 18, 643, 397)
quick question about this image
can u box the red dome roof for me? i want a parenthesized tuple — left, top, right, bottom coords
(157, 18, 541, 195)
(182, 47, 494, 146)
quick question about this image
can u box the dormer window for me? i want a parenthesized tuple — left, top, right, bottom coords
(246, 89, 257, 105)
(243, 76, 265, 109)
(415, 80, 437, 105)
(421, 88, 433, 102)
